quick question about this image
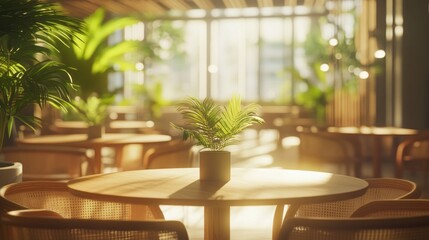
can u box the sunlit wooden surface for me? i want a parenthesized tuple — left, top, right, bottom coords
(17, 133, 171, 173)
(326, 126, 419, 177)
(52, 120, 155, 133)
(68, 168, 368, 240)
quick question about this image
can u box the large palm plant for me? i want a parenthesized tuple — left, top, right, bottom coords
(172, 96, 265, 151)
(53, 8, 145, 98)
(0, 0, 84, 149)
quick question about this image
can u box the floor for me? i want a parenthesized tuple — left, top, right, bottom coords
(117, 129, 429, 240)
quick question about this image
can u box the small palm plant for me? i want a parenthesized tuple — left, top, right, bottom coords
(70, 95, 113, 127)
(172, 96, 264, 151)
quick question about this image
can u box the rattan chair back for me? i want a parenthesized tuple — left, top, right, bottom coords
(273, 178, 420, 240)
(0, 145, 92, 180)
(142, 140, 194, 169)
(395, 132, 429, 181)
(0, 181, 164, 220)
(1, 209, 189, 240)
(351, 199, 429, 217)
(292, 178, 420, 218)
(278, 214, 429, 240)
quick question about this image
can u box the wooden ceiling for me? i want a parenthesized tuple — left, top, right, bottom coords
(52, 0, 329, 18)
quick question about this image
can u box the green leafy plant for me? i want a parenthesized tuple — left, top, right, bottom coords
(131, 80, 169, 120)
(0, 0, 84, 149)
(53, 8, 143, 98)
(171, 96, 264, 151)
(70, 95, 113, 126)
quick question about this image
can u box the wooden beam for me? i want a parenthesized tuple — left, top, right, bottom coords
(284, 0, 297, 7)
(192, 0, 215, 9)
(257, 0, 274, 8)
(55, 1, 99, 17)
(223, 0, 247, 8)
(158, 0, 192, 10)
(100, 0, 134, 14)
(121, 0, 168, 14)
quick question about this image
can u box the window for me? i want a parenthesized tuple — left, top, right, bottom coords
(117, 4, 361, 125)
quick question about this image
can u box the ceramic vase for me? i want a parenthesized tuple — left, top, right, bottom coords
(199, 150, 231, 182)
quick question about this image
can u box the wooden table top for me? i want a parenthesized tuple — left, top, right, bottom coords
(17, 133, 172, 147)
(326, 126, 418, 136)
(54, 120, 154, 129)
(68, 168, 368, 207)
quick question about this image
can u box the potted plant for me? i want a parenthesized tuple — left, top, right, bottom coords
(0, 0, 84, 186)
(69, 95, 113, 139)
(172, 96, 264, 181)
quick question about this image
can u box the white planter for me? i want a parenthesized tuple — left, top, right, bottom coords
(199, 151, 231, 182)
(0, 161, 22, 188)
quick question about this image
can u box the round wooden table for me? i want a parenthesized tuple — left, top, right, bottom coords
(326, 126, 419, 177)
(17, 133, 172, 173)
(67, 168, 368, 240)
(52, 120, 155, 134)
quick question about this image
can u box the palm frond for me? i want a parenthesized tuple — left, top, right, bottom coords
(92, 41, 142, 73)
(81, 9, 139, 60)
(0, 0, 85, 56)
(172, 96, 264, 151)
(0, 0, 84, 149)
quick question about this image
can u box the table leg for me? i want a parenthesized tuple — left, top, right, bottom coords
(204, 206, 230, 240)
(272, 204, 299, 240)
(114, 146, 123, 170)
(272, 205, 284, 240)
(93, 146, 102, 174)
(372, 136, 382, 177)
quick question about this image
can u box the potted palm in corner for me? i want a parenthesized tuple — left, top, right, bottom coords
(0, 0, 84, 187)
(172, 96, 264, 182)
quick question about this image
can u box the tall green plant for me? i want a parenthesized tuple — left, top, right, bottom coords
(172, 96, 264, 151)
(0, 0, 84, 149)
(54, 9, 153, 98)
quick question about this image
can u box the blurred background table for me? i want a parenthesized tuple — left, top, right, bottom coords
(17, 133, 172, 173)
(326, 126, 419, 177)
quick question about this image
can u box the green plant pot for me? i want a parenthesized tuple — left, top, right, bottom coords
(87, 125, 104, 139)
(199, 151, 231, 182)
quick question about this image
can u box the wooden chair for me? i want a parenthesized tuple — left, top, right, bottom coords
(278, 213, 429, 240)
(272, 178, 421, 240)
(0, 181, 164, 220)
(395, 133, 429, 182)
(298, 131, 363, 177)
(141, 140, 195, 222)
(142, 140, 194, 169)
(351, 199, 429, 217)
(0, 145, 92, 181)
(279, 199, 429, 240)
(1, 209, 189, 240)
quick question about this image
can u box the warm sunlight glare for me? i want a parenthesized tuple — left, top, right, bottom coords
(320, 63, 330, 72)
(374, 49, 386, 59)
(329, 38, 338, 46)
(282, 136, 300, 149)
